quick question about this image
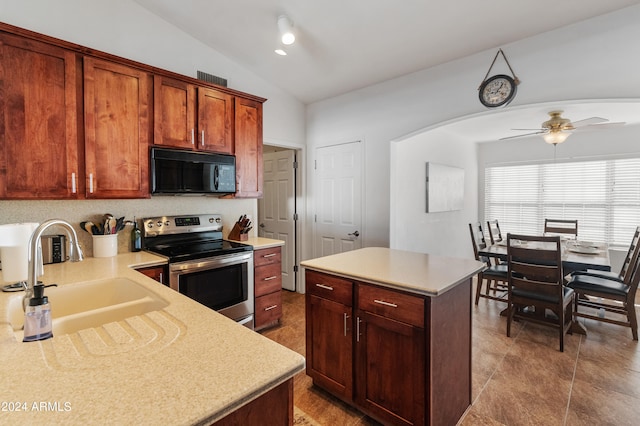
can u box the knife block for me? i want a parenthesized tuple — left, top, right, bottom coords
(228, 223, 248, 241)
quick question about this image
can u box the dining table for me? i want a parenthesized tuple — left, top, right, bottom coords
(478, 239, 611, 335)
(478, 239, 611, 275)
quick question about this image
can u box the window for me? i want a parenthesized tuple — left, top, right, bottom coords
(485, 158, 640, 248)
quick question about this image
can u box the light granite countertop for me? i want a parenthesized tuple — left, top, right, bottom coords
(0, 252, 304, 425)
(225, 236, 285, 250)
(301, 247, 486, 296)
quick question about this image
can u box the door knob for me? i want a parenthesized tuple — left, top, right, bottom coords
(259, 223, 265, 228)
(348, 231, 360, 237)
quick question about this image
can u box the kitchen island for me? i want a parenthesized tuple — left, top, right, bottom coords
(301, 247, 485, 426)
(0, 252, 304, 425)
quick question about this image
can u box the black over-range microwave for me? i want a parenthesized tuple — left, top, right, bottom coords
(150, 147, 236, 195)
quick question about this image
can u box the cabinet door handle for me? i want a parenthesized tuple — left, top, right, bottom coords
(191, 128, 195, 145)
(71, 172, 77, 194)
(343, 313, 349, 337)
(263, 276, 278, 281)
(89, 173, 94, 193)
(264, 305, 278, 311)
(159, 272, 163, 284)
(263, 253, 277, 258)
(374, 299, 398, 308)
(356, 317, 362, 342)
(201, 130, 205, 147)
(315, 283, 334, 291)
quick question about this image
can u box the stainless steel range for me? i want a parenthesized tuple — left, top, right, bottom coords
(142, 214, 254, 329)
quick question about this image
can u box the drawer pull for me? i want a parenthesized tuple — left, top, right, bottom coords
(356, 317, 362, 342)
(262, 253, 277, 258)
(343, 312, 349, 336)
(315, 283, 334, 291)
(374, 299, 398, 308)
(264, 305, 278, 311)
(263, 276, 278, 281)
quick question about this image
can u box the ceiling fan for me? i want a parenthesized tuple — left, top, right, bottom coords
(501, 110, 626, 145)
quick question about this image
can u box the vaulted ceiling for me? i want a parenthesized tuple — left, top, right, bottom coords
(133, 0, 640, 104)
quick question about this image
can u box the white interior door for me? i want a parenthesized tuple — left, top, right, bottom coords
(314, 142, 363, 257)
(258, 150, 296, 291)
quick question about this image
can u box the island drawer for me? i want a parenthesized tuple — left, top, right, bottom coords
(255, 263, 282, 297)
(357, 284, 425, 328)
(306, 270, 353, 306)
(254, 246, 281, 267)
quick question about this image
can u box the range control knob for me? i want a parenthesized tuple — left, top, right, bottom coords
(156, 220, 163, 227)
(215, 217, 221, 223)
(146, 222, 153, 228)
(165, 221, 171, 226)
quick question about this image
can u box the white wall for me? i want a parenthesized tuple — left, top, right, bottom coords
(305, 5, 640, 260)
(390, 128, 478, 259)
(0, 0, 306, 255)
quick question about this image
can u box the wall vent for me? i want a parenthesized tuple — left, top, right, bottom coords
(197, 70, 228, 87)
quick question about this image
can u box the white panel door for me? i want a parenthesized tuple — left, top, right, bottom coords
(258, 150, 296, 291)
(315, 142, 362, 257)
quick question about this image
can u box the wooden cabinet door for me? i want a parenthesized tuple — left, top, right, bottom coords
(0, 34, 80, 199)
(355, 310, 426, 426)
(136, 265, 167, 285)
(234, 97, 263, 198)
(84, 58, 151, 198)
(306, 294, 353, 400)
(197, 87, 233, 153)
(153, 76, 196, 149)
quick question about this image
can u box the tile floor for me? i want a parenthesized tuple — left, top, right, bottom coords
(260, 285, 640, 425)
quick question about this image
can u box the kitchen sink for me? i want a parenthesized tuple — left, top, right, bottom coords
(7, 278, 169, 337)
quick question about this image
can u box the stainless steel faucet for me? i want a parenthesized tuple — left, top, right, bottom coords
(23, 219, 84, 310)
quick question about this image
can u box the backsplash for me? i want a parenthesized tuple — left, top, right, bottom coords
(0, 197, 257, 257)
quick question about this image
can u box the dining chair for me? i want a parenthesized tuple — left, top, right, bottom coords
(570, 226, 640, 283)
(506, 233, 574, 352)
(544, 219, 578, 238)
(486, 219, 503, 245)
(469, 222, 508, 305)
(566, 227, 640, 340)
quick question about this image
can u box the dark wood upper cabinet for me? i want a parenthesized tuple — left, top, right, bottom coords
(153, 76, 196, 150)
(154, 75, 234, 154)
(0, 33, 81, 199)
(234, 97, 263, 197)
(83, 57, 151, 199)
(198, 87, 234, 154)
(0, 22, 265, 200)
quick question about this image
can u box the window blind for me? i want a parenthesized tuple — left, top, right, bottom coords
(484, 158, 640, 248)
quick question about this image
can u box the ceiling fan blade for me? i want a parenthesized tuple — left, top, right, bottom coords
(510, 128, 545, 131)
(571, 117, 608, 127)
(499, 131, 546, 140)
(573, 121, 626, 132)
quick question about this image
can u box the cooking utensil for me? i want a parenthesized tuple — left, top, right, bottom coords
(80, 221, 94, 234)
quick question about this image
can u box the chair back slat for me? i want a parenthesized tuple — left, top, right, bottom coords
(469, 222, 489, 264)
(544, 219, 578, 238)
(620, 226, 640, 284)
(487, 220, 503, 245)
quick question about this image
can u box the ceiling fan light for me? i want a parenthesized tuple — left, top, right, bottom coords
(278, 15, 296, 45)
(543, 131, 570, 145)
(274, 48, 287, 56)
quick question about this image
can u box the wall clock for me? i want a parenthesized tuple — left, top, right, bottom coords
(477, 49, 520, 109)
(478, 74, 517, 108)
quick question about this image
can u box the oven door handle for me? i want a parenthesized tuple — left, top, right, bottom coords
(169, 252, 253, 273)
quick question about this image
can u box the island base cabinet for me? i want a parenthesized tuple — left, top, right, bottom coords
(306, 294, 353, 400)
(214, 378, 293, 425)
(305, 269, 472, 426)
(355, 311, 426, 426)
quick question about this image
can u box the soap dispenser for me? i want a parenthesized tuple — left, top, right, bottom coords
(23, 284, 53, 342)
